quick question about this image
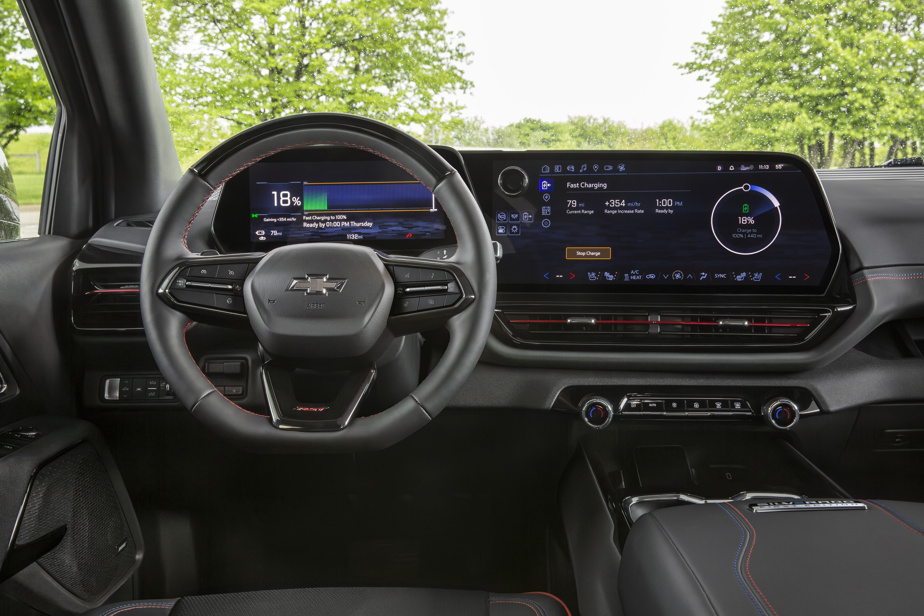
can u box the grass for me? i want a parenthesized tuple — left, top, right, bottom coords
(12, 174, 45, 206)
(5, 133, 52, 205)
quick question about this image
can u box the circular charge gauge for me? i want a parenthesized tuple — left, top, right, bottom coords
(710, 184, 782, 255)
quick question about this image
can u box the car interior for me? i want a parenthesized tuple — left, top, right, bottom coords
(2, 2, 924, 616)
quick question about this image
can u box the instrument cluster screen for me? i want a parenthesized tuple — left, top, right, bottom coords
(489, 154, 839, 294)
(249, 160, 446, 244)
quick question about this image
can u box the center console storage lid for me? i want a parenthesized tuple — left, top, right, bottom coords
(618, 498, 924, 616)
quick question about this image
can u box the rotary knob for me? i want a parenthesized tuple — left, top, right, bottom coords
(762, 398, 800, 430)
(497, 166, 529, 196)
(580, 396, 614, 429)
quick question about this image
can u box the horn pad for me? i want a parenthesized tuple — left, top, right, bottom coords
(244, 244, 394, 358)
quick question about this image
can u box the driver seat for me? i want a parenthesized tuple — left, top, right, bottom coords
(85, 587, 571, 616)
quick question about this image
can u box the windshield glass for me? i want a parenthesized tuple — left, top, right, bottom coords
(143, 0, 924, 169)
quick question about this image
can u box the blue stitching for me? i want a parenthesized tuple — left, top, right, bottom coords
(851, 272, 924, 285)
(490, 598, 548, 616)
(718, 504, 767, 616)
(518, 598, 549, 616)
(870, 500, 924, 534)
(96, 602, 175, 616)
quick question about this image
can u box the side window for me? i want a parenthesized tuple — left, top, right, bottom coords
(0, 0, 56, 240)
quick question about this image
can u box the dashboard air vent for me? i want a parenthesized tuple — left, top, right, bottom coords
(498, 306, 832, 348)
(72, 265, 142, 330)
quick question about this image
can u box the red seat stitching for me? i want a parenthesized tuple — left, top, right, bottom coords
(489, 600, 542, 616)
(525, 592, 572, 616)
(864, 500, 924, 537)
(728, 504, 780, 616)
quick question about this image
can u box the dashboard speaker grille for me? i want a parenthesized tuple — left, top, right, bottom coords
(498, 306, 831, 348)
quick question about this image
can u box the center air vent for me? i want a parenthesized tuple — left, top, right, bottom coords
(72, 265, 142, 330)
(498, 306, 833, 348)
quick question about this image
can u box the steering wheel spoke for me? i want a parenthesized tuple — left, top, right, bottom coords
(262, 362, 376, 431)
(159, 253, 265, 321)
(380, 254, 476, 335)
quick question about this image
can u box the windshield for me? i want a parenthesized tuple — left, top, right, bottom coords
(143, 0, 924, 169)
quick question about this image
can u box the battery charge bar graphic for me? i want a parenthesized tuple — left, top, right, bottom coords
(302, 181, 436, 213)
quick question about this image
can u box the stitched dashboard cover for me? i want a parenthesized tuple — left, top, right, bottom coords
(16, 443, 137, 602)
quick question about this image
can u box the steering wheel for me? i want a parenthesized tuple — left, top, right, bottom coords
(140, 114, 496, 453)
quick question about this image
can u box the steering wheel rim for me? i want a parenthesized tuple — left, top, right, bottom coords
(140, 113, 496, 453)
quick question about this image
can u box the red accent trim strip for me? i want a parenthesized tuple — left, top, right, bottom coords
(509, 319, 811, 328)
(525, 592, 573, 616)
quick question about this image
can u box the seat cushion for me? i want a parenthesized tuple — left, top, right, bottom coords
(618, 499, 924, 616)
(85, 588, 570, 616)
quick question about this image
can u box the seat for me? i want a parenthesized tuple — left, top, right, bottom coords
(85, 587, 571, 616)
(617, 498, 924, 616)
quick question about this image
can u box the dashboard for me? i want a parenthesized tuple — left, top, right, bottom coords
(213, 148, 841, 294)
(207, 147, 852, 356)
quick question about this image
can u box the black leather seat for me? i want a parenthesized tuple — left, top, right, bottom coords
(85, 588, 570, 616)
(618, 498, 924, 616)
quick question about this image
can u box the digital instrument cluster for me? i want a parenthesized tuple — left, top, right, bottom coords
(474, 152, 839, 294)
(211, 148, 450, 253)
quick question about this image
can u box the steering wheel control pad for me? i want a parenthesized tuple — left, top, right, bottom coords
(244, 243, 394, 359)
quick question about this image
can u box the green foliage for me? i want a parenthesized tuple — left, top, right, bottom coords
(0, 0, 55, 149)
(445, 116, 721, 151)
(144, 0, 472, 167)
(679, 0, 924, 167)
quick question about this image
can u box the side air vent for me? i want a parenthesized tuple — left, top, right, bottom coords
(497, 306, 833, 348)
(113, 218, 154, 228)
(72, 265, 142, 330)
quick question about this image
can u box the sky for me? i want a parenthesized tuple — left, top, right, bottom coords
(442, 0, 728, 128)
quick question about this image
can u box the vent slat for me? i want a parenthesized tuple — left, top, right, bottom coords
(500, 307, 829, 347)
(72, 266, 143, 330)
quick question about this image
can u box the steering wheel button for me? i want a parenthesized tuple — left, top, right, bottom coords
(172, 277, 187, 289)
(172, 289, 216, 307)
(190, 264, 220, 278)
(219, 295, 245, 312)
(217, 264, 247, 280)
(421, 269, 450, 281)
(394, 266, 422, 282)
(445, 293, 462, 306)
(393, 297, 419, 314)
(419, 295, 446, 310)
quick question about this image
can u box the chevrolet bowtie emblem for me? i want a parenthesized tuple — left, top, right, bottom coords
(287, 275, 348, 295)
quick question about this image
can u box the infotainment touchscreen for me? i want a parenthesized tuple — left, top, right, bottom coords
(485, 153, 839, 294)
(249, 160, 446, 243)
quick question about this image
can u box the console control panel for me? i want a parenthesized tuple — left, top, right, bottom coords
(0, 426, 42, 458)
(102, 375, 176, 402)
(620, 395, 753, 417)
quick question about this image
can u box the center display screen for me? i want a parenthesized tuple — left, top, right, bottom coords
(249, 160, 446, 244)
(487, 153, 839, 294)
